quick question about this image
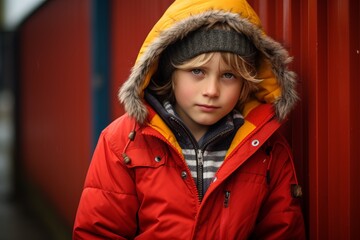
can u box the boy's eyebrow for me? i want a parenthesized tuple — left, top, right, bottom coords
(220, 67, 236, 72)
(217, 64, 237, 72)
(181, 64, 207, 70)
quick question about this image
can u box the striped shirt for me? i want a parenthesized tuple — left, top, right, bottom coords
(162, 101, 244, 196)
(183, 149, 227, 191)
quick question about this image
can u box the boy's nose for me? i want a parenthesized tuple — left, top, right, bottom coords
(203, 77, 220, 97)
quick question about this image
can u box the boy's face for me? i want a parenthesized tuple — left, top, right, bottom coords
(172, 52, 242, 139)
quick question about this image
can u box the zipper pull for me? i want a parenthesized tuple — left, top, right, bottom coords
(197, 149, 203, 166)
(224, 191, 231, 208)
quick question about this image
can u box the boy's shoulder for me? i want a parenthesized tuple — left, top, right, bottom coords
(101, 113, 138, 145)
(93, 113, 149, 159)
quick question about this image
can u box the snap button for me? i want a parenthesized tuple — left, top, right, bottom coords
(181, 171, 187, 179)
(154, 156, 161, 162)
(251, 139, 260, 147)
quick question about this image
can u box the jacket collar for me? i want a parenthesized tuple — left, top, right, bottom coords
(144, 90, 244, 150)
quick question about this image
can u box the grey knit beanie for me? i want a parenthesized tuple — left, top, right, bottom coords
(158, 28, 256, 83)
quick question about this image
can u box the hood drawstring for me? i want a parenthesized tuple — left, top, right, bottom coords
(265, 142, 302, 198)
(122, 121, 138, 165)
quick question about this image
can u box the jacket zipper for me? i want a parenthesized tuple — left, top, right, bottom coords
(198, 129, 232, 199)
(220, 190, 231, 239)
(196, 149, 204, 201)
(169, 116, 233, 202)
(224, 190, 231, 208)
(195, 128, 233, 202)
(170, 117, 203, 201)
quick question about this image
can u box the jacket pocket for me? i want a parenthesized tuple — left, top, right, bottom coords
(123, 147, 168, 169)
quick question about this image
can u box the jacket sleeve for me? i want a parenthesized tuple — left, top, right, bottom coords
(73, 130, 139, 240)
(251, 135, 306, 240)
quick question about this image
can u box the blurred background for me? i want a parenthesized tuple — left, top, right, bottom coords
(0, 1, 173, 239)
(0, 0, 359, 239)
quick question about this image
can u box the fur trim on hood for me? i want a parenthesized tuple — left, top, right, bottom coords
(119, 0, 298, 124)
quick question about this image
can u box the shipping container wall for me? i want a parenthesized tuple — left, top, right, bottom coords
(18, 0, 92, 225)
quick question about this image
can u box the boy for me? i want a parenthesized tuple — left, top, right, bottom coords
(73, 0, 306, 239)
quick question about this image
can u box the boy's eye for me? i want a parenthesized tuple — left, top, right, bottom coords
(223, 72, 235, 79)
(191, 69, 203, 75)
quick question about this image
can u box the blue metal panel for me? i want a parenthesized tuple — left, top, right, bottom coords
(91, 0, 110, 149)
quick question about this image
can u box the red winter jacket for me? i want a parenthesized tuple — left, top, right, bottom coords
(73, 104, 305, 239)
(74, 0, 305, 238)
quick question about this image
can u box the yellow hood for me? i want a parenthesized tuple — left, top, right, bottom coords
(119, 0, 298, 124)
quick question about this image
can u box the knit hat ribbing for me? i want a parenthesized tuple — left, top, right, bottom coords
(158, 28, 256, 82)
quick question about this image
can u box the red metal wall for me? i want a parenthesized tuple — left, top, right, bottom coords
(19, 0, 91, 225)
(248, 0, 360, 239)
(110, 0, 174, 119)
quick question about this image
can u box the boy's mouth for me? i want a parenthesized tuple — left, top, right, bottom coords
(196, 104, 220, 112)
